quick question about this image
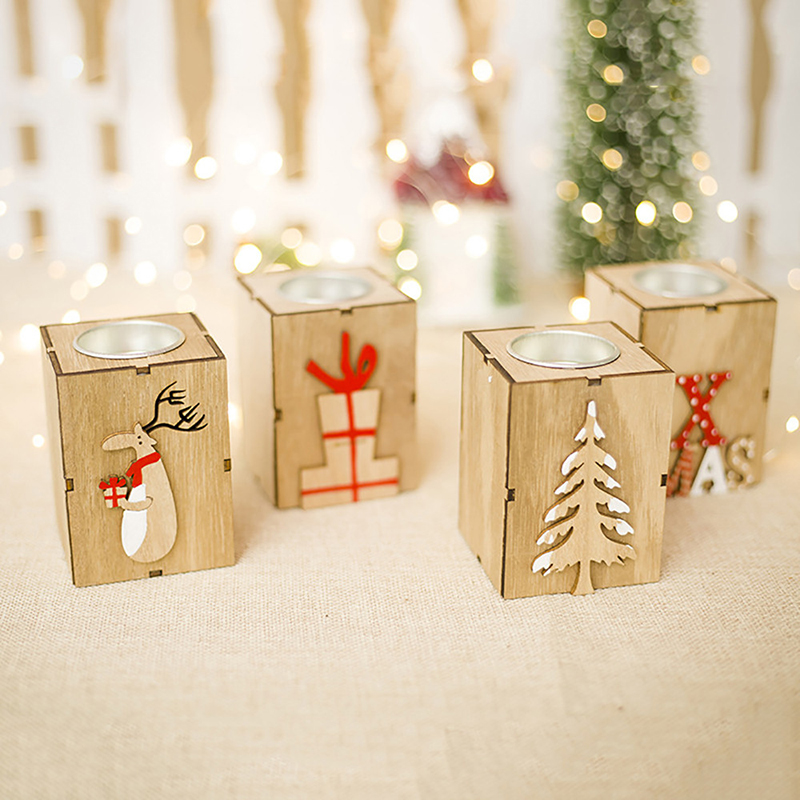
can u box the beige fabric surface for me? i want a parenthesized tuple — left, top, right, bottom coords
(1, 264, 798, 799)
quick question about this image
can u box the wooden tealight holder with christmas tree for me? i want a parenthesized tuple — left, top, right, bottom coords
(40, 314, 235, 587)
(458, 322, 674, 597)
(585, 261, 777, 496)
(237, 267, 417, 509)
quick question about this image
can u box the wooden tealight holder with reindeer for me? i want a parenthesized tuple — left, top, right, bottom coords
(237, 267, 417, 509)
(40, 313, 234, 587)
(585, 261, 777, 496)
(458, 322, 674, 598)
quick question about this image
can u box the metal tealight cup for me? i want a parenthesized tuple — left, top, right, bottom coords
(507, 330, 621, 369)
(632, 263, 729, 298)
(278, 271, 372, 305)
(73, 320, 186, 359)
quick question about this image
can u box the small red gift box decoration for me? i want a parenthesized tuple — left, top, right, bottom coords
(99, 475, 128, 508)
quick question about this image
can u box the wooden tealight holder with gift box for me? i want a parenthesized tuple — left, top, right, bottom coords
(585, 261, 777, 496)
(237, 267, 418, 509)
(459, 322, 674, 597)
(40, 313, 235, 587)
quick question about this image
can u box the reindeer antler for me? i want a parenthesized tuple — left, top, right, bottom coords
(143, 382, 208, 434)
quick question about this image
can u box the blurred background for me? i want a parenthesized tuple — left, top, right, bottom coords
(0, 0, 798, 326)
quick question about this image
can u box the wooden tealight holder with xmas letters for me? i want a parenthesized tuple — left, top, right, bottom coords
(40, 313, 235, 587)
(459, 322, 674, 598)
(585, 261, 777, 496)
(237, 267, 417, 509)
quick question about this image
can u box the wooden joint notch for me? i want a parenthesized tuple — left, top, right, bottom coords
(705, 305, 719, 313)
(340, 308, 354, 316)
(136, 366, 151, 375)
(506, 488, 515, 502)
(223, 458, 231, 472)
(660, 474, 668, 487)
(275, 408, 283, 422)
(149, 569, 163, 578)
(65, 478, 74, 492)
(763, 388, 769, 401)
(587, 377, 602, 387)
(411, 391, 416, 404)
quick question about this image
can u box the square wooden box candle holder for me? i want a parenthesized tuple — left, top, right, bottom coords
(458, 322, 674, 598)
(237, 268, 418, 509)
(585, 261, 777, 496)
(40, 313, 235, 587)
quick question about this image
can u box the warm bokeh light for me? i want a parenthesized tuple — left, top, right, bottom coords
(62, 55, 84, 80)
(124, 216, 142, 235)
(85, 262, 108, 288)
(234, 141, 258, 165)
(61, 309, 80, 324)
(378, 218, 404, 246)
(173, 270, 193, 291)
(228, 402, 242, 429)
(176, 295, 197, 313)
(587, 19, 607, 38)
(692, 151, 711, 171)
(556, 180, 580, 201)
(48, 260, 66, 279)
(396, 249, 418, 270)
(786, 416, 799, 433)
(569, 296, 591, 322)
(19, 324, 39, 351)
(672, 202, 693, 223)
(586, 104, 607, 123)
(699, 175, 718, 196)
(717, 200, 739, 223)
(70, 280, 89, 300)
(719, 257, 737, 273)
(787, 269, 800, 290)
(234, 244, 263, 274)
(281, 227, 303, 249)
(9, 243, 24, 260)
(472, 59, 494, 82)
(603, 65, 624, 84)
(465, 235, 489, 258)
(468, 161, 495, 185)
(635, 200, 657, 226)
(165, 137, 193, 167)
(259, 151, 283, 176)
(692, 55, 711, 75)
(32, 434, 45, 448)
(601, 149, 623, 170)
(231, 207, 256, 235)
(134, 261, 158, 285)
(330, 239, 355, 264)
(0, 201, 7, 216)
(295, 242, 322, 267)
(432, 200, 460, 225)
(183, 224, 205, 246)
(194, 156, 218, 180)
(581, 202, 603, 224)
(385, 139, 409, 163)
(398, 276, 422, 300)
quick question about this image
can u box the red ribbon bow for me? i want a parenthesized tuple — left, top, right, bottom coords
(99, 475, 127, 491)
(306, 332, 377, 393)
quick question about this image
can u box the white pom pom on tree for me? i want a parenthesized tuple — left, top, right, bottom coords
(532, 400, 636, 595)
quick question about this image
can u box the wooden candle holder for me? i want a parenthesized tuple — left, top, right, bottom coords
(40, 313, 235, 587)
(585, 261, 777, 495)
(237, 268, 417, 509)
(458, 322, 673, 598)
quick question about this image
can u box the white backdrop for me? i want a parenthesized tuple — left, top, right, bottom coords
(0, 0, 797, 285)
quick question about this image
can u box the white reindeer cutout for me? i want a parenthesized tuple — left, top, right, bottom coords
(100, 382, 207, 563)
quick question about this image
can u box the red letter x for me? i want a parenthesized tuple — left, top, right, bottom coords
(671, 372, 731, 450)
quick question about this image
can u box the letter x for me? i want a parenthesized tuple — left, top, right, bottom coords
(671, 372, 731, 450)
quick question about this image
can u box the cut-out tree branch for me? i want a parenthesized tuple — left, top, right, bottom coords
(532, 400, 635, 595)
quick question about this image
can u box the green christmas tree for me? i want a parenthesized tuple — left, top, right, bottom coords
(559, 0, 703, 272)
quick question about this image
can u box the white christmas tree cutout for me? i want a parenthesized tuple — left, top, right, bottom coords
(532, 400, 636, 595)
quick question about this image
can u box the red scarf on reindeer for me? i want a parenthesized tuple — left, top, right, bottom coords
(126, 452, 161, 487)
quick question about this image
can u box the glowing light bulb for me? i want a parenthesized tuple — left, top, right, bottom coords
(385, 139, 409, 163)
(165, 137, 193, 167)
(259, 151, 283, 176)
(601, 149, 623, 170)
(194, 156, 217, 180)
(330, 239, 355, 264)
(134, 261, 157, 285)
(398, 276, 422, 300)
(581, 202, 603, 224)
(717, 201, 738, 223)
(32, 434, 45, 448)
(295, 242, 322, 266)
(603, 65, 624, 84)
(635, 200, 657, 226)
(378, 219, 404, 246)
(281, 227, 303, 249)
(586, 104, 607, 122)
(692, 55, 711, 75)
(85, 262, 108, 288)
(234, 244, 263, 274)
(432, 201, 460, 225)
(124, 216, 142, 235)
(587, 19, 607, 38)
(61, 309, 80, 324)
(787, 416, 799, 433)
(396, 249, 418, 270)
(8, 243, 24, 260)
(699, 176, 718, 196)
(468, 161, 495, 185)
(19, 324, 39, 351)
(183, 224, 205, 246)
(569, 296, 591, 322)
(672, 202, 693, 223)
(472, 59, 494, 82)
(465, 235, 489, 258)
(231, 207, 256, 235)
(556, 180, 579, 202)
